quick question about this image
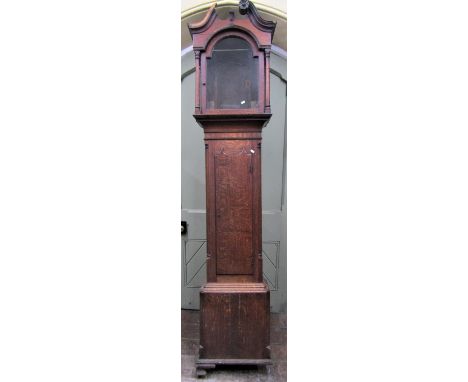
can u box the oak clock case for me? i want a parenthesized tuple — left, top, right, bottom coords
(188, 1, 276, 375)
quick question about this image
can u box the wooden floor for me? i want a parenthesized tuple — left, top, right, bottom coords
(181, 309, 287, 381)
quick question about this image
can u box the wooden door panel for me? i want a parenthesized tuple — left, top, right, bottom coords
(216, 232, 253, 274)
(215, 145, 254, 275)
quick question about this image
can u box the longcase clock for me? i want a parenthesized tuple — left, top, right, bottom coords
(188, 0, 276, 375)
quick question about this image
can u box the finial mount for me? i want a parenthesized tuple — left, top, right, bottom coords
(239, 0, 250, 15)
(238, 0, 276, 37)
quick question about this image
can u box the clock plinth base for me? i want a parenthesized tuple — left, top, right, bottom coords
(198, 282, 270, 363)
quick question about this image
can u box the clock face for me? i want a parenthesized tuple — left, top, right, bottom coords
(206, 37, 259, 110)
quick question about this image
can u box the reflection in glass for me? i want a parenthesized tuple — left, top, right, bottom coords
(206, 37, 259, 110)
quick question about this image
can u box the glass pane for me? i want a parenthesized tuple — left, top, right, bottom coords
(206, 37, 258, 110)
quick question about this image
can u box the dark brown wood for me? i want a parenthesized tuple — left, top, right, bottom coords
(189, 2, 275, 116)
(188, 1, 276, 370)
(204, 127, 264, 283)
(264, 48, 271, 113)
(198, 359, 272, 365)
(194, 51, 201, 112)
(198, 283, 270, 360)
